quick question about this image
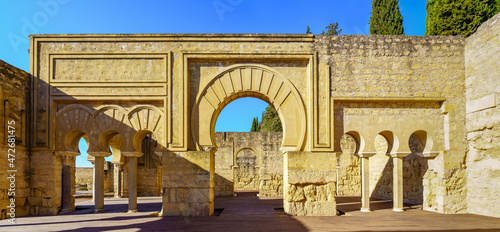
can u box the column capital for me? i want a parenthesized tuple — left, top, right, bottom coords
(279, 146, 295, 153)
(57, 151, 80, 157)
(122, 151, 143, 158)
(418, 151, 440, 159)
(357, 152, 376, 158)
(88, 151, 113, 158)
(202, 146, 217, 153)
(60, 154, 77, 166)
(390, 152, 411, 158)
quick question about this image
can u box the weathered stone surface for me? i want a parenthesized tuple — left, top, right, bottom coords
(465, 12, 500, 218)
(0, 60, 30, 219)
(213, 132, 283, 196)
(1, 14, 500, 218)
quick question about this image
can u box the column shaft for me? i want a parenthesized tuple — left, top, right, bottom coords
(360, 157, 371, 212)
(94, 156, 105, 212)
(393, 157, 404, 211)
(92, 163, 95, 202)
(128, 156, 138, 213)
(116, 167, 122, 198)
(61, 164, 72, 211)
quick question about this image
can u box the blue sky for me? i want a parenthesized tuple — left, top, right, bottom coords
(1, 0, 427, 166)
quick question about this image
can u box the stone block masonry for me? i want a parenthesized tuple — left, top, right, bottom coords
(0, 60, 30, 220)
(1, 13, 499, 218)
(315, 33, 467, 214)
(465, 12, 500, 218)
(214, 132, 283, 196)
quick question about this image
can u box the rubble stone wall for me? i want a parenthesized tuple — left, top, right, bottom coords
(0, 60, 30, 219)
(315, 34, 467, 213)
(465, 12, 500, 218)
(214, 132, 283, 196)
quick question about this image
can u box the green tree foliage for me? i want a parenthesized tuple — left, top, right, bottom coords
(426, 0, 500, 37)
(307, 23, 342, 35)
(320, 22, 342, 35)
(369, 0, 404, 35)
(250, 117, 259, 132)
(259, 105, 282, 132)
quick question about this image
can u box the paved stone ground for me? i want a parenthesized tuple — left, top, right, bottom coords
(2, 195, 500, 232)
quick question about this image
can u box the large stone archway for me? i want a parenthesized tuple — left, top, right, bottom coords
(20, 31, 478, 218)
(191, 64, 307, 152)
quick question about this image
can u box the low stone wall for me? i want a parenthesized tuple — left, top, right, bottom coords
(75, 162, 114, 193)
(75, 168, 93, 190)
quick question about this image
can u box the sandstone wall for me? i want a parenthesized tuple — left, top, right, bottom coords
(214, 132, 283, 196)
(74, 162, 114, 193)
(337, 135, 361, 196)
(465, 12, 500, 218)
(137, 167, 160, 196)
(75, 168, 93, 190)
(315, 35, 467, 213)
(24, 30, 493, 217)
(0, 60, 30, 220)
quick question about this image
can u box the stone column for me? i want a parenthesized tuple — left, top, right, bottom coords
(86, 155, 96, 202)
(59, 151, 79, 213)
(392, 153, 410, 212)
(358, 152, 376, 212)
(114, 163, 122, 198)
(92, 162, 95, 202)
(122, 152, 143, 213)
(88, 152, 112, 213)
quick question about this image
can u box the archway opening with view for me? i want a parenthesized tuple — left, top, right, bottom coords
(212, 97, 285, 214)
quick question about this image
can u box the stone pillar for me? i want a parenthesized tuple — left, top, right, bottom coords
(92, 162, 95, 203)
(392, 153, 410, 212)
(59, 151, 79, 213)
(89, 152, 112, 213)
(358, 152, 376, 212)
(86, 155, 96, 202)
(284, 151, 337, 216)
(161, 150, 213, 216)
(114, 163, 122, 198)
(122, 152, 143, 213)
(123, 159, 129, 198)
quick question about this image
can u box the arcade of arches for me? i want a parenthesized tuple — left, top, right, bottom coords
(1, 13, 500, 219)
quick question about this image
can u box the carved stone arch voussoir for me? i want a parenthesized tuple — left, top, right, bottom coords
(93, 105, 128, 133)
(127, 105, 165, 150)
(192, 63, 307, 151)
(55, 104, 95, 152)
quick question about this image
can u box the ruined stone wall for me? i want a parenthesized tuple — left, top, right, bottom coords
(465, 12, 500, 218)
(0, 60, 30, 220)
(74, 162, 114, 193)
(75, 168, 93, 190)
(315, 35, 467, 213)
(337, 135, 361, 196)
(214, 132, 283, 196)
(137, 166, 160, 196)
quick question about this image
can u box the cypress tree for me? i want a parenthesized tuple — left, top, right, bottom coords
(369, 0, 404, 35)
(426, 0, 500, 37)
(250, 117, 258, 132)
(259, 105, 283, 132)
